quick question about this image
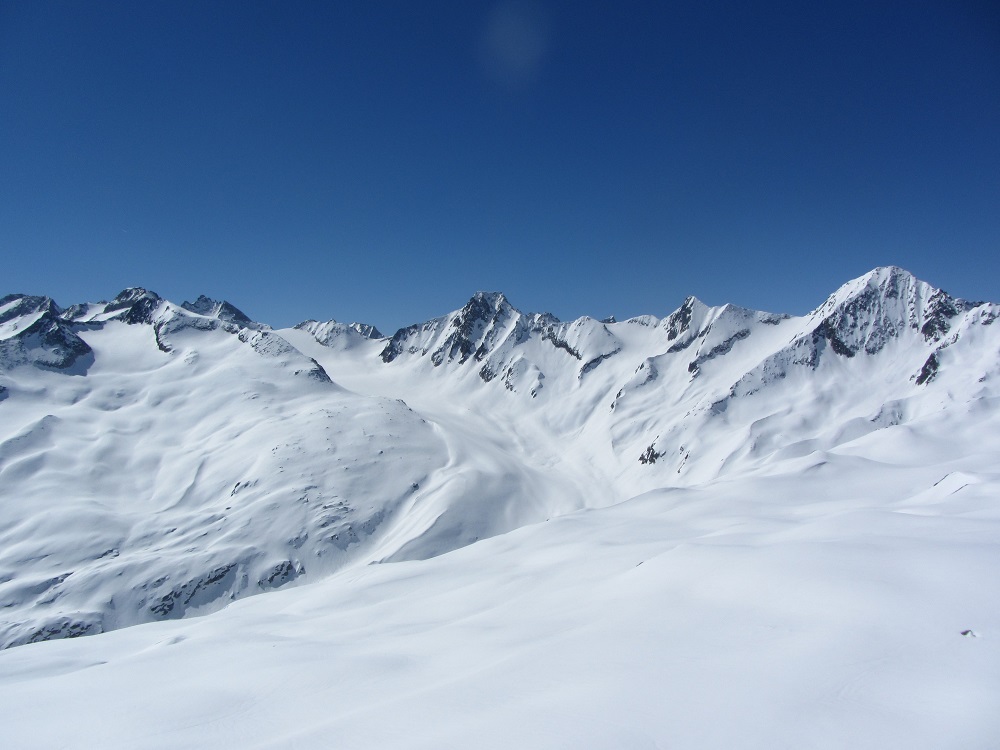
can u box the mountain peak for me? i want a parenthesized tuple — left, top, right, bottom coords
(805, 266, 972, 358)
(349, 322, 383, 339)
(181, 295, 254, 327)
(822, 266, 922, 308)
(0, 294, 60, 325)
(465, 291, 512, 312)
(868, 264, 912, 280)
(102, 288, 164, 324)
(109, 287, 161, 305)
(380, 291, 523, 366)
(295, 319, 383, 347)
(0, 294, 91, 371)
(661, 295, 710, 341)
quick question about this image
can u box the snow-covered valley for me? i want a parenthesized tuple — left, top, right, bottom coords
(1, 267, 998, 748)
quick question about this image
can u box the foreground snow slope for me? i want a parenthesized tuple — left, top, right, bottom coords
(1, 267, 998, 747)
(2, 456, 998, 749)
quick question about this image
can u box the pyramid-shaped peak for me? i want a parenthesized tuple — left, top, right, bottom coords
(455, 291, 521, 325)
(814, 266, 944, 319)
(859, 266, 923, 293)
(659, 295, 711, 340)
(349, 322, 383, 339)
(102, 288, 164, 323)
(0, 294, 60, 324)
(866, 265, 913, 281)
(181, 295, 253, 326)
(110, 287, 161, 304)
(467, 290, 511, 309)
(806, 266, 972, 356)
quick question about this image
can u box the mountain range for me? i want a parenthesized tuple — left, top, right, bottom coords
(1, 267, 998, 748)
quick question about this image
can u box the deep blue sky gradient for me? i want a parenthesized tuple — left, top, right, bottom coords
(2, 1, 998, 331)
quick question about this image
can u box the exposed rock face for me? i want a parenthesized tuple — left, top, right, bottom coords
(377, 291, 622, 396)
(806, 266, 972, 358)
(369, 269, 995, 409)
(349, 322, 383, 339)
(0, 294, 93, 371)
(102, 288, 163, 324)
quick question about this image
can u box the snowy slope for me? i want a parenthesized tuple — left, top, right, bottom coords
(1, 268, 999, 748)
(2, 454, 998, 749)
(0, 291, 449, 647)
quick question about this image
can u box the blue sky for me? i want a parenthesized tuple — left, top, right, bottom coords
(2, 1, 998, 332)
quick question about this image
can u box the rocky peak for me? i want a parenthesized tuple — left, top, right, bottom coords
(295, 319, 383, 348)
(454, 291, 512, 328)
(0, 294, 91, 371)
(106, 287, 161, 308)
(379, 292, 525, 366)
(349, 322, 383, 339)
(661, 296, 709, 342)
(103, 288, 164, 324)
(0, 294, 60, 325)
(808, 266, 968, 356)
(181, 295, 254, 327)
(433, 292, 520, 366)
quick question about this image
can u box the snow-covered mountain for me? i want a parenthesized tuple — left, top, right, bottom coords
(1, 267, 997, 648)
(2, 268, 999, 748)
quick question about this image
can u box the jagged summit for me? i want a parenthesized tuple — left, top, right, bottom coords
(109, 286, 161, 305)
(101, 287, 162, 324)
(380, 291, 523, 366)
(466, 290, 512, 309)
(818, 266, 922, 313)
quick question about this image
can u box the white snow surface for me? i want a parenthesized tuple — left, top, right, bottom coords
(1, 268, 999, 748)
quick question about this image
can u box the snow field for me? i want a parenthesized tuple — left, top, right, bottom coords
(1, 465, 997, 749)
(1, 268, 999, 747)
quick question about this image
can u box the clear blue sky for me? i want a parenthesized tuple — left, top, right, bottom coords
(2, 1, 998, 331)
